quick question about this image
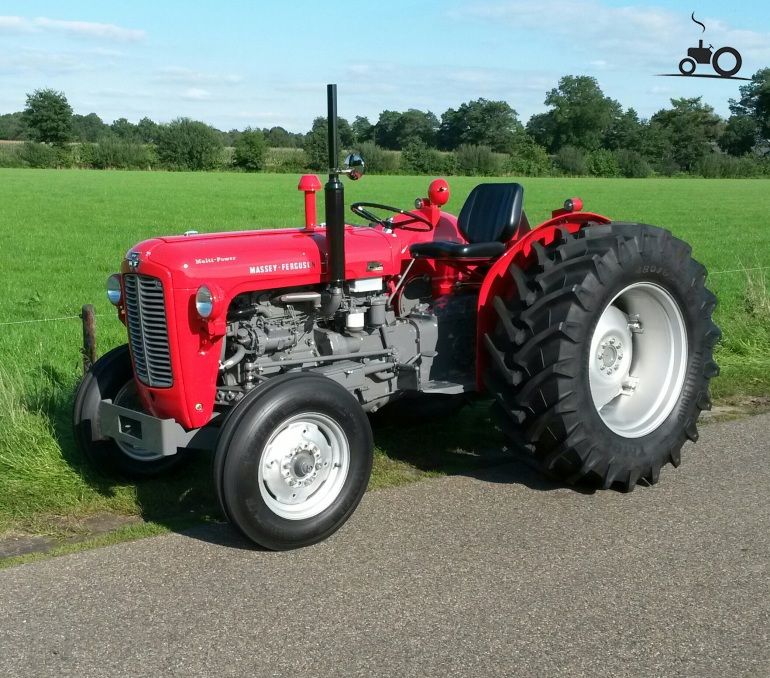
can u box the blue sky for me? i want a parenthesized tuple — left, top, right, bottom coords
(1, 1, 769, 132)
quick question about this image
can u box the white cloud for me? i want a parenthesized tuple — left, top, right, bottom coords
(156, 66, 242, 86)
(459, 1, 770, 70)
(33, 17, 145, 41)
(0, 48, 88, 74)
(0, 16, 28, 32)
(183, 88, 211, 100)
(91, 48, 126, 58)
(0, 16, 144, 41)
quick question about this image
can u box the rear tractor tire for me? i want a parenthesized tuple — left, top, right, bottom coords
(213, 373, 374, 550)
(485, 222, 720, 490)
(73, 344, 191, 478)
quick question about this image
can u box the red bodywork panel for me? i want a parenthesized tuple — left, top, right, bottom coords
(118, 205, 464, 429)
(114, 178, 611, 428)
(475, 211, 611, 389)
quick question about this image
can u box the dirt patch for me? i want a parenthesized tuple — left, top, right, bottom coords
(0, 514, 142, 559)
(702, 395, 770, 421)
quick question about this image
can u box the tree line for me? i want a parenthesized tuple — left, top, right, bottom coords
(2, 70, 769, 178)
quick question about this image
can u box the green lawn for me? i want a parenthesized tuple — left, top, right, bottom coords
(1, 169, 769, 553)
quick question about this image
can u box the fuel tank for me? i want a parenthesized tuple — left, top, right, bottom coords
(118, 224, 401, 429)
(126, 224, 401, 297)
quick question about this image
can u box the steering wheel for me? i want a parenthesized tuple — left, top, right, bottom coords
(350, 202, 433, 232)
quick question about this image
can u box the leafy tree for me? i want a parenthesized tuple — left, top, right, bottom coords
(351, 116, 374, 144)
(439, 99, 521, 152)
(537, 76, 622, 152)
(638, 120, 674, 170)
(719, 115, 758, 156)
(110, 117, 140, 142)
(400, 139, 448, 175)
(586, 148, 620, 177)
(396, 109, 438, 148)
(373, 110, 402, 150)
(233, 128, 267, 171)
(20, 141, 60, 167)
(304, 117, 333, 171)
(217, 129, 239, 147)
(303, 117, 349, 170)
(371, 110, 436, 150)
(92, 136, 154, 170)
(555, 145, 587, 175)
(454, 144, 503, 176)
(616, 149, 651, 178)
(265, 126, 295, 147)
(352, 141, 400, 174)
(525, 112, 557, 154)
(337, 117, 354, 148)
(650, 97, 722, 171)
(729, 68, 770, 146)
(603, 108, 643, 152)
(0, 112, 27, 141)
(72, 113, 108, 142)
(156, 118, 223, 171)
(22, 88, 73, 146)
(137, 117, 160, 144)
(506, 133, 551, 176)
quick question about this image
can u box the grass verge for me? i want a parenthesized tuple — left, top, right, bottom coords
(1, 171, 769, 565)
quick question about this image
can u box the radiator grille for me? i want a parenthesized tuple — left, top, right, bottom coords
(123, 274, 173, 388)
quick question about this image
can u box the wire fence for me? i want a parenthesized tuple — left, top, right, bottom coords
(0, 314, 112, 327)
(0, 265, 767, 327)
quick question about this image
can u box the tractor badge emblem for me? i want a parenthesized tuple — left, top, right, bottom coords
(659, 13, 748, 80)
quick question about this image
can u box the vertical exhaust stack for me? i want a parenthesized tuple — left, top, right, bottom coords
(324, 84, 346, 289)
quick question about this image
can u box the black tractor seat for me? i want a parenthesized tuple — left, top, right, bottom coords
(410, 182, 525, 261)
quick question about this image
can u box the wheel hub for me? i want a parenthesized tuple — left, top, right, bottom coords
(598, 338, 624, 371)
(258, 416, 349, 519)
(282, 446, 322, 487)
(590, 306, 634, 410)
(588, 283, 688, 438)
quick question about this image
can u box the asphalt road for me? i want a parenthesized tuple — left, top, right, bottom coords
(1, 414, 768, 678)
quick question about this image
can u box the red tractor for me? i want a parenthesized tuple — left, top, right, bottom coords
(74, 85, 720, 550)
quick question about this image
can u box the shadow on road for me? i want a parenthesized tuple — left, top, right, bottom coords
(45, 385, 587, 552)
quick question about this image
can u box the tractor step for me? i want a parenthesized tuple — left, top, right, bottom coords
(422, 380, 471, 395)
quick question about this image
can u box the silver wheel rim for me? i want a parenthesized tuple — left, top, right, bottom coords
(588, 282, 688, 438)
(258, 413, 350, 520)
(113, 381, 165, 462)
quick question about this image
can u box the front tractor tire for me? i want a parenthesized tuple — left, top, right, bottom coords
(73, 344, 190, 478)
(485, 223, 720, 490)
(213, 373, 374, 550)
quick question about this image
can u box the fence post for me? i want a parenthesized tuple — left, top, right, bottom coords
(80, 304, 96, 374)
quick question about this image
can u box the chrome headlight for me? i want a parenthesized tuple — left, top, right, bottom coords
(195, 285, 214, 318)
(107, 274, 122, 305)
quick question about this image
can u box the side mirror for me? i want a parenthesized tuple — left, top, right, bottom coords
(344, 154, 365, 180)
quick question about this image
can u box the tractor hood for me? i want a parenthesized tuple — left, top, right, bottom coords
(123, 226, 401, 292)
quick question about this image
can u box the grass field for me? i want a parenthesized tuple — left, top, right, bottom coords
(1, 169, 769, 557)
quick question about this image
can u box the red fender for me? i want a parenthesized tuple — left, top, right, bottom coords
(475, 212, 611, 391)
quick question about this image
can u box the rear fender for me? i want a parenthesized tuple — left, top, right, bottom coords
(475, 212, 611, 390)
